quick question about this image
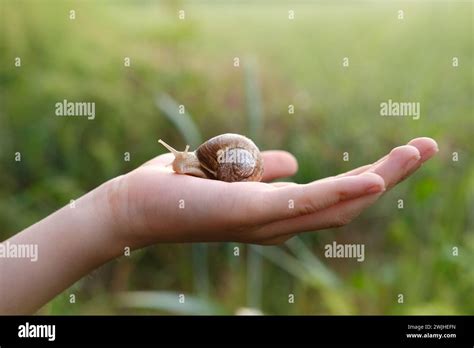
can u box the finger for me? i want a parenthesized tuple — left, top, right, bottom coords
(242, 172, 385, 225)
(261, 151, 298, 182)
(401, 137, 439, 180)
(316, 157, 384, 183)
(407, 137, 439, 162)
(141, 153, 175, 167)
(318, 155, 388, 183)
(336, 156, 387, 178)
(270, 182, 298, 187)
(336, 164, 373, 178)
(367, 145, 420, 189)
(260, 139, 439, 244)
(259, 190, 383, 244)
(337, 137, 438, 179)
(258, 139, 439, 244)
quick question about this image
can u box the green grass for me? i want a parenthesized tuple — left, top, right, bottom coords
(1, 0, 473, 315)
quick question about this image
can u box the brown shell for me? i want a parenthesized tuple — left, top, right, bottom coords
(196, 133, 264, 182)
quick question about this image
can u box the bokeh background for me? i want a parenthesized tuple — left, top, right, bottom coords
(1, 0, 473, 315)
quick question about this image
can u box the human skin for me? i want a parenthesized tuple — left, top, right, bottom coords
(0, 137, 438, 314)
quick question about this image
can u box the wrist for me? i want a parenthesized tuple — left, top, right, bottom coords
(90, 175, 131, 260)
(0, 177, 130, 313)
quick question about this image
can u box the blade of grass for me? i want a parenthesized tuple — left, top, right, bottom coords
(116, 291, 227, 315)
(244, 58, 264, 309)
(250, 245, 310, 282)
(244, 57, 264, 141)
(156, 93, 202, 148)
(252, 244, 354, 314)
(192, 243, 210, 297)
(247, 245, 263, 308)
(156, 94, 209, 298)
(286, 237, 341, 288)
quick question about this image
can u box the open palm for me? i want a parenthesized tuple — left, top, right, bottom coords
(109, 137, 438, 248)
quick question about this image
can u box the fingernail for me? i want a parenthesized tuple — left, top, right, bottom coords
(366, 184, 384, 194)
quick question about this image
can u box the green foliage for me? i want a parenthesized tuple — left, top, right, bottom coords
(1, 0, 472, 315)
(117, 291, 227, 315)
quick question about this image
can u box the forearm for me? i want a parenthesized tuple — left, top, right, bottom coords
(0, 179, 123, 314)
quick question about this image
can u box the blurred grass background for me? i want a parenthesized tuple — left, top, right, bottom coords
(0, 0, 473, 315)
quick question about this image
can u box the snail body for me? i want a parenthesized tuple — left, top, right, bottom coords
(158, 133, 264, 182)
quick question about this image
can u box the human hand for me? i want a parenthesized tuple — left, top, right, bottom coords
(0, 137, 438, 314)
(106, 137, 438, 248)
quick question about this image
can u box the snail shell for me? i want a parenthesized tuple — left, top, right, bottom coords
(158, 133, 264, 182)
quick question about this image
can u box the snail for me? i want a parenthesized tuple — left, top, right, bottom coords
(158, 133, 264, 182)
